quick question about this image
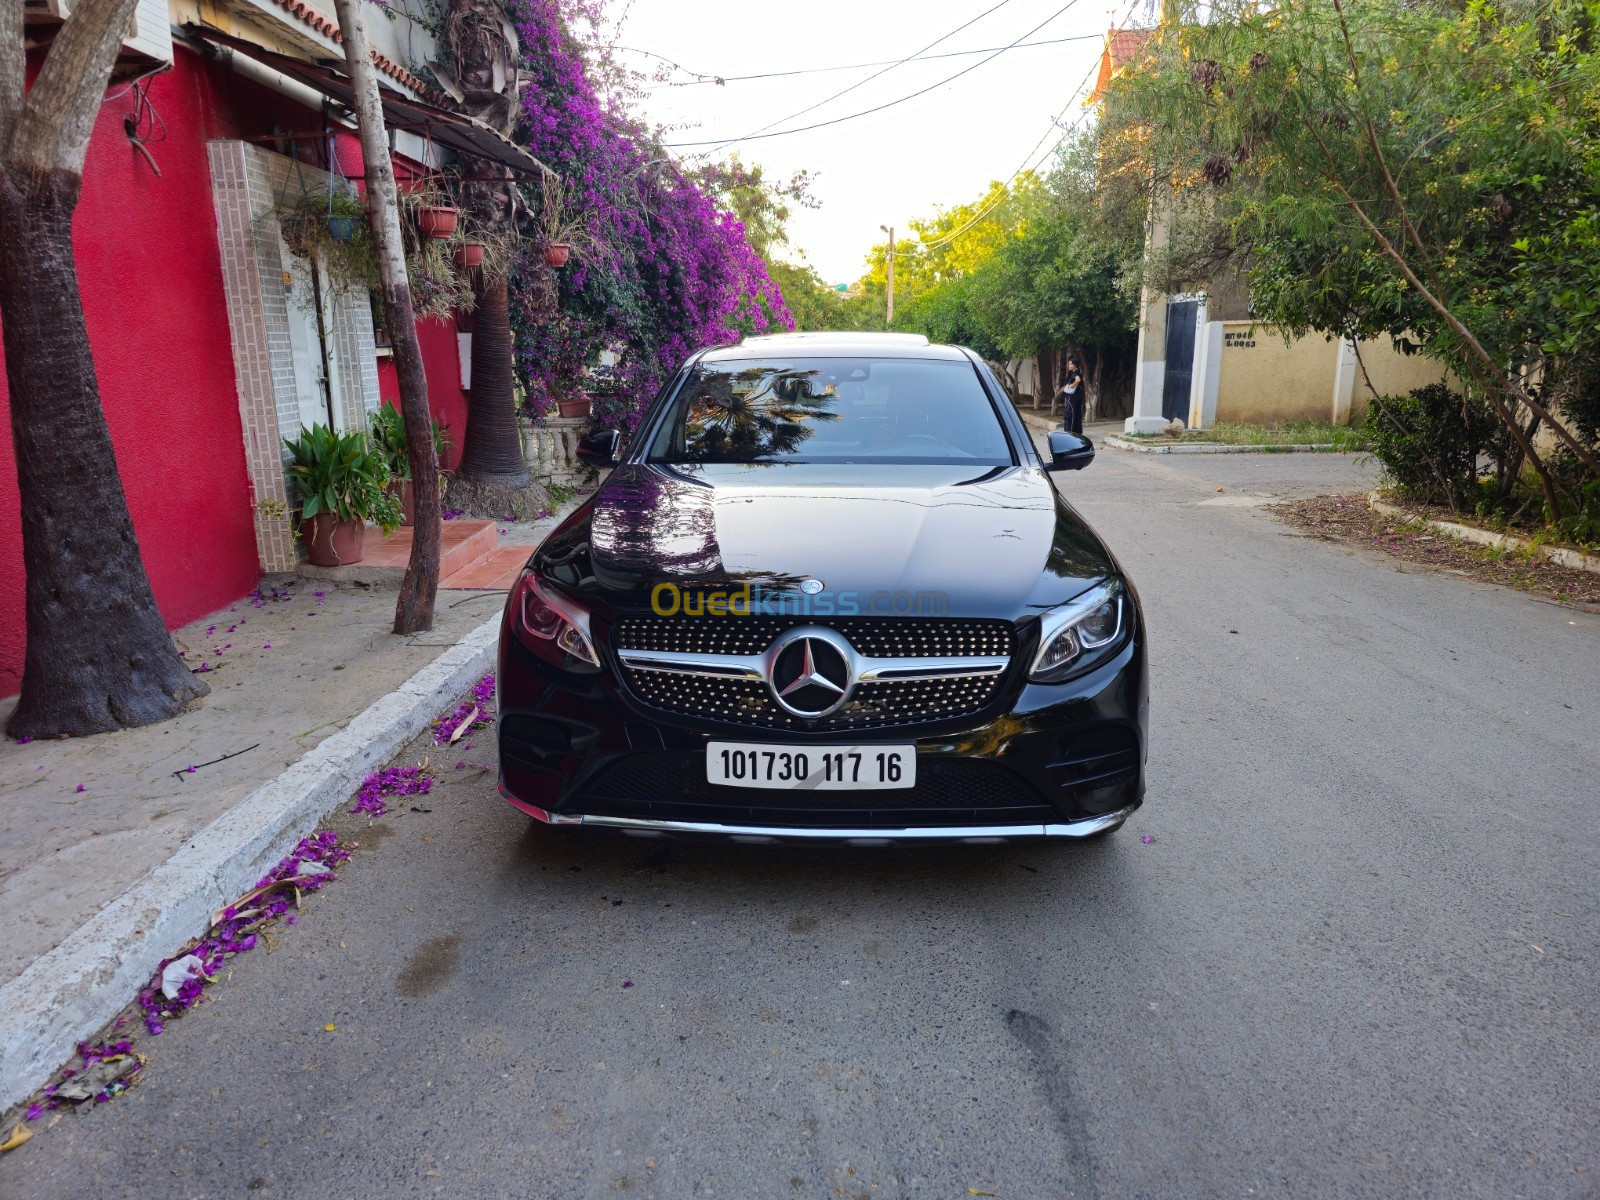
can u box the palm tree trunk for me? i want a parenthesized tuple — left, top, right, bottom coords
(0, 165, 207, 736)
(457, 273, 531, 485)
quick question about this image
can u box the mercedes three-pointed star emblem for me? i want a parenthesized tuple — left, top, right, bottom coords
(767, 627, 855, 718)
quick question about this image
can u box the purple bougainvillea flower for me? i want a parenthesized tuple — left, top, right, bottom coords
(1140, 836, 1155, 844)
(263, 643, 271, 650)
(186, 765, 196, 773)
(75, 784, 85, 793)
(25, 1103, 43, 1121)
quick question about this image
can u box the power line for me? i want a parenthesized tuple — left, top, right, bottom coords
(667, 0, 1026, 154)
(629, 33, 1105, 90)
(668, 0, 1086, 150)
(681, 0, 1021, 156)
(897, 0, 1141, 257)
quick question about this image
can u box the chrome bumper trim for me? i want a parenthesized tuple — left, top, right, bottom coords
(527, 806, 1135, 843)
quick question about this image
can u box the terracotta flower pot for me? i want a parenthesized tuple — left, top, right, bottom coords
(388, 478, 415, 527)
(454, 242, 485, 269)
(544, 242, 571, 268)
(556, 394, 591, 419)
(300, 512, 367, 566)
(415, 206, 458, 239)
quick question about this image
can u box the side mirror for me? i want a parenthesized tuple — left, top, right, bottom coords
(576, 428, 621, 469)
(1045, 430, 1094, 472)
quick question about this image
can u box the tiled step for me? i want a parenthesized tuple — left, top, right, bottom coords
(440, 545, 531, 591)
(295, 519, 499, 585)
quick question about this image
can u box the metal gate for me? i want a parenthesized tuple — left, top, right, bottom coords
(1162, 299, 1199, 423)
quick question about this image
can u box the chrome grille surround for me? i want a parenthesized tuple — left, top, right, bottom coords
(613, 618, 1016, 732)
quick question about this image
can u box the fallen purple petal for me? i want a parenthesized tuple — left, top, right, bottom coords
(1140, 836, 1155, 844)
(351, 764, 434, 817)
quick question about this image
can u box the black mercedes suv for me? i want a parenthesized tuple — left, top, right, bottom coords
(495, 332, 1147, 842)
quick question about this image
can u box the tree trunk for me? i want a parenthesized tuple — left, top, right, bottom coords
(457, 272, 530, 484)
(331, 0, 440, 635)
(0, 166, 207, 736)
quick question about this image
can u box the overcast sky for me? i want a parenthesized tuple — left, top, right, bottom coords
(611, 0, 1142, 284)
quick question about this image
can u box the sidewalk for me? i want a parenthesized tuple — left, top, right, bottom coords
(0, 510, 568, 1112)
(1017, 408, 1123, 444)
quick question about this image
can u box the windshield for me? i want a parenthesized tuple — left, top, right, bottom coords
(645, 357, 1014, 465)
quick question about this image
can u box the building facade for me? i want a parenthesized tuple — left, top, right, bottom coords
(1, 0, 519, 697)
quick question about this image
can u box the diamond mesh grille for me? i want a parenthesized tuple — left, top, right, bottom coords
(613, 616, 1014, 659)
(622, 658, 1007, 732)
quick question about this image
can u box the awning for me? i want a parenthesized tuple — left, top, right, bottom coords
(188, 26, 552, 178)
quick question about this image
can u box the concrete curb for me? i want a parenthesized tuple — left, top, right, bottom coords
(1104, 435, 1354, 455)
(1368, 493, 1600, 576)
(0, 613, 502, 1115)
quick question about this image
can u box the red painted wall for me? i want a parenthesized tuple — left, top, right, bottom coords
(0, 47, 473, 698)
(0, 48, 260, 699)
(376, 317, 469, 470)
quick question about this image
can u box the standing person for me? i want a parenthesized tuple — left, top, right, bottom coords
(1059, 355, 1085, 435)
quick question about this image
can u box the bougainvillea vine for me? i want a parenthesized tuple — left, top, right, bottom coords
(506, 0, 792, 431)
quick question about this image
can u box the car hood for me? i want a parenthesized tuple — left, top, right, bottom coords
(538, 462, 1118, 619)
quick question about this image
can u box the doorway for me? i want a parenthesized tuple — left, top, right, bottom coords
(1162, 299, 1199, 422)
(280, 241, 346, 436)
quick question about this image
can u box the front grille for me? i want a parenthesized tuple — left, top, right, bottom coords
(577, 753, 1058, 829)
(623, 671, 1003, 732)
(613, 616, 1014, 659)
(613, 616, 1016, 732)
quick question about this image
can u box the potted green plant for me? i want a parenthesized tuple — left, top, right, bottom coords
(283, 424, 402, 565)
(369, 406, 453, 526)
(455, 241, 485, 269)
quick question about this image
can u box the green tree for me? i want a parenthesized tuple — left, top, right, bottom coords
(1103, 0, 1600, 520)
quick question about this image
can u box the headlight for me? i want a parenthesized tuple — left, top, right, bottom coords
(510, 570, 601, 673)
(1029, 579, 1126, 682)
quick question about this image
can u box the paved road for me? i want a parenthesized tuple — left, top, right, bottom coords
(6, 447, 1597, 1199)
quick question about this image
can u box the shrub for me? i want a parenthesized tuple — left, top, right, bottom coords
(1364, 384, 1496, 508)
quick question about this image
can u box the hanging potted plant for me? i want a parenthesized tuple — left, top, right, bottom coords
(278, 191, 377, 296)
(455, 241, 485, 269)
(537, 176, 591, 272)
(415, 204, 458, 239)
(368, 405, 454, 526)
(283, 424, 402, 565)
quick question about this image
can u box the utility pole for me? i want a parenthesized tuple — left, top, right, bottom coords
(879, 223, 895, 327)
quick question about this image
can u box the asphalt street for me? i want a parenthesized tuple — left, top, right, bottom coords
(5, 446, 1597, 1199)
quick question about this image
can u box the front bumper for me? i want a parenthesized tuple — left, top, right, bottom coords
(496, 620, 1148, 842)
(501, 803, 1137, 843)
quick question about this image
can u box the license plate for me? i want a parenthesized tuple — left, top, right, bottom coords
(706, 742, 916, 790)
